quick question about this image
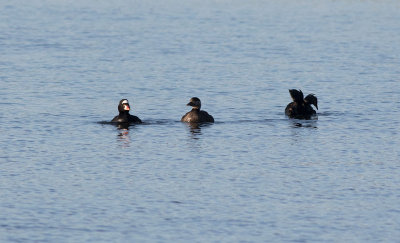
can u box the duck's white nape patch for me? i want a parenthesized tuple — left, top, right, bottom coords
(122, 99, 129, 104)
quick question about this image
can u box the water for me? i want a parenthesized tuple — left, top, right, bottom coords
(1, 0, 399, 242)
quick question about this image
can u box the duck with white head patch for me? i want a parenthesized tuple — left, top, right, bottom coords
(111, 99, 142, 124)
(181, 97, 214, 123)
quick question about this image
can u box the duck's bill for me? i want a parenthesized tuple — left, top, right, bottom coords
(123, 104, 130, 111)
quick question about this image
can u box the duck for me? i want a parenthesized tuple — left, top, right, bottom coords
(181, 97, 214, 123)
(285, 89, 318, 119)
(111, 99, 142, 124)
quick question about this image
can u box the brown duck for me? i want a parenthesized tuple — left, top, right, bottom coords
(181, 97, 214, 123)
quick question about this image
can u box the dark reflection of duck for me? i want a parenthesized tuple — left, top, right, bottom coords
(285, 89, 318, 119)
(115, 127, 132, 148)
(186, 122, 202, 139)
(111, 99, 142, 124)
(187, 122, 201, 132)
(183, 121, 214, 140)
(116, 123, 131, 130)
(181, 97, 214, 123)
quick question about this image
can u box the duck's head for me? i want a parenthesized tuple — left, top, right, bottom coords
(187, 97, 201, 109)
(305, 94, 318, 110)
(118, 99, 131, 113)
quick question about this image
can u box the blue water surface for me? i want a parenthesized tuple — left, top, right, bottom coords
(1, 0, 399, 242)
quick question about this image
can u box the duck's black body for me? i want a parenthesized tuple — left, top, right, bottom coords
(181, 109, 214, 123)
(111, 113, 142, 123)
(181, 97, 214, 123)
(111, 99, 142, 124)
(285, 89, 318, 119)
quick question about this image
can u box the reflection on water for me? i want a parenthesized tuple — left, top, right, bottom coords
(184, 122, 202, 140)
(183, 122, 214, 140)
(115, 122, 131, 130)
(288, 119, 318, 145)
(289, 118, 318, 129)
(115, 124, 132, 148)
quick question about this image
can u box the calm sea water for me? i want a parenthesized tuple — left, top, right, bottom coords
(1, 0, 400, 242)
